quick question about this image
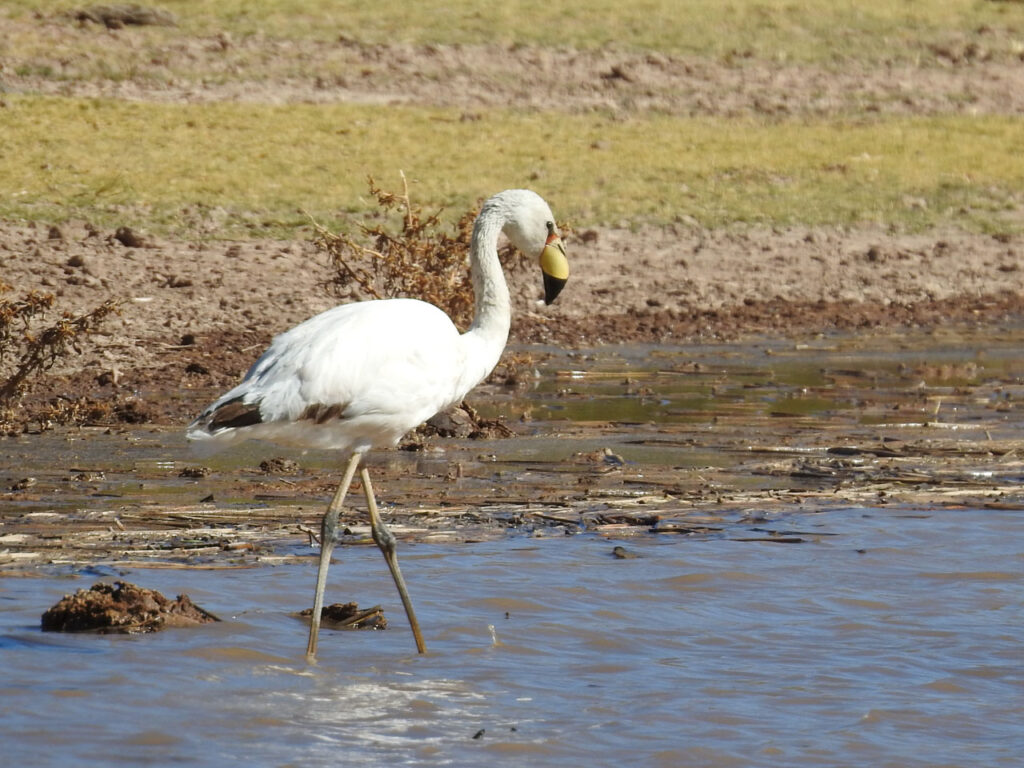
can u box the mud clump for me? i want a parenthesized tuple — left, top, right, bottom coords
(259, 457, 301, 474)
(41, 581, 219, 633)
(297, 602, 387, 630)
(113, 226, 150, 247)
(408, 402, 514, 445)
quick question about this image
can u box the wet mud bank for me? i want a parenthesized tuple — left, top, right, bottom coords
(3, 331, 1023, 572)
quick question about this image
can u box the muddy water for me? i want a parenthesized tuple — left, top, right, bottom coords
(2, 331, 1024, 766)
(2, 515, 1023, 767)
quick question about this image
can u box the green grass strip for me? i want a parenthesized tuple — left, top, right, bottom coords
(1, 96, 1021, 234)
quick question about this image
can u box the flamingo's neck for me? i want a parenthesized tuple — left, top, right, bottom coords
(455, 205, 512, 394)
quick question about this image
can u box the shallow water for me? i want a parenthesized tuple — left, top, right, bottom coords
(3, 331, 1024, 766)
(2, 505, 1023, 767)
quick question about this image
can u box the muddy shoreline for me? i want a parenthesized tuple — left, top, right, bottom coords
(4, 219, 1022, 425)
(4, 327, 1024, 571)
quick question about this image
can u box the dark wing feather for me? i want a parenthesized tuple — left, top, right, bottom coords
(204, 397, 263, 432)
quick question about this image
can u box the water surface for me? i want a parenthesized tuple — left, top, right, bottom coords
(2, 504, 1022, 767)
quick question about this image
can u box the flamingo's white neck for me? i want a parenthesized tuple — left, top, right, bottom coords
(468, 209, 512, 341)
(455, 202, 514, 395)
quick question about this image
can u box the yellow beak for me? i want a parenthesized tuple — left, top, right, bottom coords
(540, 232, 569, 305)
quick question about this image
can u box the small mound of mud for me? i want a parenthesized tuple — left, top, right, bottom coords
(41, 581, 219, 633)
(404, 402, 513, 448)
(297, 602, 387, 630)
(259, 457, 301, 474)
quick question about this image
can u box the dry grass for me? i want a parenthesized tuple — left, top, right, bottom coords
(1, 95, 1022, 235)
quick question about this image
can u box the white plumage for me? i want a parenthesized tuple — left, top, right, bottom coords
(187, 189, 569, 657)
(190, 299, 472, 451)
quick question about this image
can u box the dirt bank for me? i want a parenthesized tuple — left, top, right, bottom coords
(2, 217, 1021, 426)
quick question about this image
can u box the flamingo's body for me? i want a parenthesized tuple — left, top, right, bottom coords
(187, 189, 569, 657)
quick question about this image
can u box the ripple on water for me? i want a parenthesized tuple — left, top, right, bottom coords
(1, 507, 1023, 767)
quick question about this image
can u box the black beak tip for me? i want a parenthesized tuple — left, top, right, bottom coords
(543, 274, 567, 305)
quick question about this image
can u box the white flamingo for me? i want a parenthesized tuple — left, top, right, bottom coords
(187, 189, 569, 657)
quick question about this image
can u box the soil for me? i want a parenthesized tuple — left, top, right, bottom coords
(3, 218, 1021, 425)
(40, 580, 219, 632)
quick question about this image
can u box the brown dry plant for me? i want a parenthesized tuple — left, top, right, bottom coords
(312, 174, 523, 331)
(0, 280, 121, 425)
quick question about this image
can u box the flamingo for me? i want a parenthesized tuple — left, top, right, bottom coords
(187, 189, 569, 657)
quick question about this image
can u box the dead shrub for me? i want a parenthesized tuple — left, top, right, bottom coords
(0, 280, 121, 428)
(312, 174, 526, 331)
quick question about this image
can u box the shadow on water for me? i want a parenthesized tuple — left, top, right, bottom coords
(2, 329, 1024, 766)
